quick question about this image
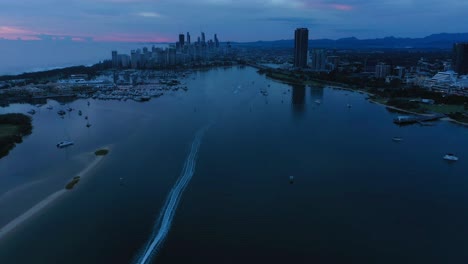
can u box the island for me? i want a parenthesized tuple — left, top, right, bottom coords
(0, 113, 33, 159)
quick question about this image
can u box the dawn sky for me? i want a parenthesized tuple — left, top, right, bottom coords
(1, 0, 467, 42)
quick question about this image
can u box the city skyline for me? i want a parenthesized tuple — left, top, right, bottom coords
(1, 0, 467, 42)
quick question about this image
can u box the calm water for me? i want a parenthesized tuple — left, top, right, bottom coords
(0, 66, 467, 264)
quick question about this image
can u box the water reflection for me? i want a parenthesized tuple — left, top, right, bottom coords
(291, 84, 305, 116)
(310, 86, 324, 101)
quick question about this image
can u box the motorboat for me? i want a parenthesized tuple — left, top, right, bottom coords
(57, 141, 74, 148)
(140, 95, 151, 101)
(443, 154, 459, 161)
(27, 109, 36, 115)
(392, 137, 403, 142)
(67, 107, 73, 112)
(46, 105, 53, 110)
(78, 110, 82, 116)
(314, 100, 321, 104)
(347, 104, 352, 108)
(57, 110, 66, 116)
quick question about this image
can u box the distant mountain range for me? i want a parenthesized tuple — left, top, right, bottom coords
(238, 33, 468, 49)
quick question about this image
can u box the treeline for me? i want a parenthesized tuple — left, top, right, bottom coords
(0, 113, 33, 159)
(370, 88, 468, 105)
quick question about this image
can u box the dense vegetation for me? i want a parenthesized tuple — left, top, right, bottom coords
(0, 113, 33, 159)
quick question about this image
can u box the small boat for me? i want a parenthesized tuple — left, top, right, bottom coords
(27, 109, 36, 115)
(140, 95, 151, 101)
(443, 154, 459, 161)
(67, 107, 73, 112)
(87, 101, 90, 106)
(86, 123, 91, 128)
(392, 137, 403, 142)
(46, 105, 53, 110)
(56, 141, 74, 148)
(347, 104, 352, 108)
(78, 110, 82, 116)
(314, 100, 321, 104)
(289, 176, 294, 184)
(85, 116, 88, 120)
(57, 110, 66, 116)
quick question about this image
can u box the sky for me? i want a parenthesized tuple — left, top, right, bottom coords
(1, 0, 468, 43)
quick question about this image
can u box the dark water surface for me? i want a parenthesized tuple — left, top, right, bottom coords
(0, 67, 467, 264)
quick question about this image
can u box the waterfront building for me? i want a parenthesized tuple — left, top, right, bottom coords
(112, 51, 118, 68)
(294, 28, 309, 68)
(394, 66, 406, 79)
(118, 54, 130, 68)
(453, 43, 468, 75)
(167, 48, 176, 66)
(130, 50, 138, 69)
(214, 34, 219, 48)
(327, 56, 340, 71)
(201, 32, 206, 46)
(179, 34, 185, 47)
(375, 63, 391, 78)
(310, 48, 327, 72)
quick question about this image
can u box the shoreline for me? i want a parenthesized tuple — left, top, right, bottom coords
(261, 68, 468, 126)
(0, 148, 109, 241)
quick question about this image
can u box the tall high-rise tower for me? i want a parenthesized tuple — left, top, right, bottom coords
(294, 28, 309, 68)
(179, 34, 185, 47)
(453, 43, 468, 75)
(201, 32, 206, 45)
(214, 34, 219, 48)
(187, 32, 191, 45)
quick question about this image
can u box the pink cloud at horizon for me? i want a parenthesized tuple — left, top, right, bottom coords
(0, 25, 173, 43)
(299, 1, 354, 11)
(329, 4, 353, 11)
(93, 34, 173, 43)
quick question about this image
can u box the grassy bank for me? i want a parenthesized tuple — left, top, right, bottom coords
(0, 114, 33, 159)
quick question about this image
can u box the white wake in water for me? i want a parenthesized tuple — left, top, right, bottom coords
(135, 127, 208, 264)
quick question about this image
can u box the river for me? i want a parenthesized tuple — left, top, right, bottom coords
(0, 66, 467, 264)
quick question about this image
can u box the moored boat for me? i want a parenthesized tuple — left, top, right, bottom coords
(443, 153, 459, 161)
(56, 141, 74, 148)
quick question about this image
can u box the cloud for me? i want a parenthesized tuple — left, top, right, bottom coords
(0, 0, 468, 42)
(137, 12, 163, 18)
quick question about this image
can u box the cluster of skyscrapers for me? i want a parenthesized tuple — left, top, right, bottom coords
(111, 32, 228, 69)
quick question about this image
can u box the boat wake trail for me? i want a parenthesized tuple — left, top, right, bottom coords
(135, 126, 209, 264)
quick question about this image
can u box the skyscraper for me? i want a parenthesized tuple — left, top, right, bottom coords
(294, 28, 309, 68)
(201, 32, 206, 45)
(310, 49, 327, 71)
(187, 32, 191, 45)
(214, 34, 219, 48)
(179, 34, 185, 47)
(453, 43, 468, 75)
(111, 51, 118, 68)
(375, 63, 391, 78)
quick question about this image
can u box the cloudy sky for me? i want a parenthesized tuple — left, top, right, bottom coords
(0, 0, 467, 42)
